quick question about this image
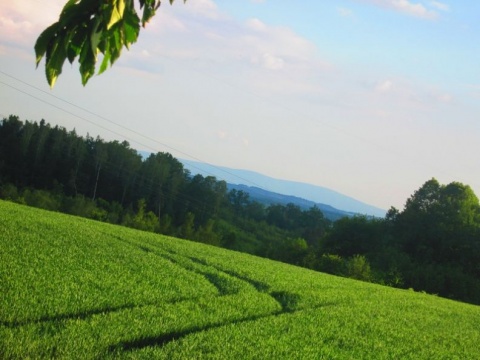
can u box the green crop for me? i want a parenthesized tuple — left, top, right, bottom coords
(1, 199, 479, 359)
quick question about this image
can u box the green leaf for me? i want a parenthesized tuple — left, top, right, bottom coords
(59, 0, 89, 28)
(107, 0, 126, 30)
(123, 7, 140, 48)
(45, 34, 68, 88)
(66, 25, 88, 64)
(60, 0, 79, 16)
(90, 17, 104, 58)
(79, 43, 96, 86)
(105, 28, 120, 65)
(34, 23, 59, 67)
(98, 48, 111, 75)
(141, 0, 160, 26)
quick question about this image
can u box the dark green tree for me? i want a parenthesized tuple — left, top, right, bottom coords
(228, 189, 251, 217)
(395, 178, 480, 264)
(321, 215, 384, 258)
(300, 206, 329, 247)
(91, 137, 108, 201)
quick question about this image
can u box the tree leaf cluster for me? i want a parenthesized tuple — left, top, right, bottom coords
(35, 0, 182, 87)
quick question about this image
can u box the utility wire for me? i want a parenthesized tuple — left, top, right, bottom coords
(0, 71, 265, 189)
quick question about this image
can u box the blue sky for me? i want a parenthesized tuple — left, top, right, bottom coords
(1, 0, 479, 211)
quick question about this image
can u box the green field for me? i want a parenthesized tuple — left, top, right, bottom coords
(1, 200, 479, 359)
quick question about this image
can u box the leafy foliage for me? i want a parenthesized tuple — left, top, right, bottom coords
(35, 0, 184, 87)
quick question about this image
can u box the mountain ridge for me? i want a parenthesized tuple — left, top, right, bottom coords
(227, 183, 357, 221)
(181, 159, 386, 218)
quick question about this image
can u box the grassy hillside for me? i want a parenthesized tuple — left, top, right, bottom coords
(1, 200, 479, 359)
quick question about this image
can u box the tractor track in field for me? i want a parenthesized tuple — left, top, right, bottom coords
(106, 237, 336, 353)
(2, 233, 336, 354)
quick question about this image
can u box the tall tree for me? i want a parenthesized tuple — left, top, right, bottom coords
(396, 178, 480, 264)
(0, 116, 23, 185)
(65, 129, 87, 196)
(91, 137, 108, 201)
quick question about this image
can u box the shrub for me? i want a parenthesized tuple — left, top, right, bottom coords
(318, 254, 346, 276)
(346, 255, 372, 282)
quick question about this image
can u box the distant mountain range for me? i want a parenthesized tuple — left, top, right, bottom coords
(180, 159, 386, 218)
(226, 183, 356, 221)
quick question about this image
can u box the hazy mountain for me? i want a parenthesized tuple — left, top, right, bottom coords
(181, 159, 386, 218)
(226, 183, 356, 221)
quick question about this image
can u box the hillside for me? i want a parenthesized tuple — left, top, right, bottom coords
(181, 159, 386, 217)
(1, 200, 479, 359)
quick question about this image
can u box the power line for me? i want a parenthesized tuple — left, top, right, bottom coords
(0, 71, 265, 189)
(0, 110, 228, 218)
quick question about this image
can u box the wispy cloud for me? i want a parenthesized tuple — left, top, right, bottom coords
(180, 0, 220, 20)
(0, 1, 62, 49)
(259, 53, 284, 70)
(465, 84, 480, 100)
(126, 8, 330, 96)
(429, 1, 449, 12)
(375, 79, 394, 93)
(357, 0, 440, 19)
(361, 76, 455, 116)
(217, 130, 227, 139)
(337, 7, 355, 18)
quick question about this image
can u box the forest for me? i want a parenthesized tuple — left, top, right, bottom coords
(1, 115, 480, 305)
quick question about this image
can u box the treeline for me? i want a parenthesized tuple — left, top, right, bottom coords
(0, 115, 328, 254)
(1, 115, 480, 305)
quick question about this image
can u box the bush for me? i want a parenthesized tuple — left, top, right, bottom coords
(346, 255, 372, 282)
(127, 199, 159, 232)
(0, 183, 23, 203)
(22, 189, 60, 211)
(62, 195, 98, 218)
(318, 254, 346, 276)
(195, 219, 221, 246)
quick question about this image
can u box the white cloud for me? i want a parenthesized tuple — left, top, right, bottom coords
(0, 16, 33, 46)
(375, 79, 394, 93)
(217, 130, 227, 139)
(467, 85, 480, 99)
(131, 6, 329, 96)
(359, 0, 439, 19)
(437, 93, 452, 103)
(1, 0, 327, 97)
(389, 0, 437, 19)
(365, 77, 456, 116)
(429, 1, 449, 12)
(246, 18, 268, 32)
(152, 12, 187, 33)
(214, 130, 250, 148)
(338, 7, 354, 18)
(261, 53, 284, 70)
(241, 18, 324, 69)
(182, 0, 220, 19)
(0, 1, 63, 49)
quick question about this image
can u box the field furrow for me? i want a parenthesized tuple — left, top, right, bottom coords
(1, 200, 480, 359)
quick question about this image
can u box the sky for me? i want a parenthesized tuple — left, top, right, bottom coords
(1, 0, 479, 211)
